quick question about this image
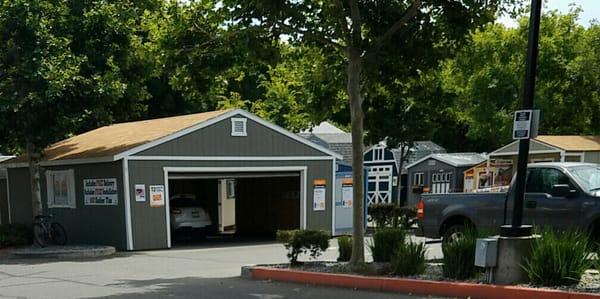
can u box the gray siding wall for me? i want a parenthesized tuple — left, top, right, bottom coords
(6, 162, 127, 249)
(0, 179, 8, 225)
(7, 167, 32, 225)
(138, 114, 326, 157)
(406, 159, 458, 206)
(41, 162, 127, 249)
(584, 151, 600, 163)
(127, 159, 334, 250)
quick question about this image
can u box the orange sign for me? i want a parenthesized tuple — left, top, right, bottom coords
(313, 179, 327, 186)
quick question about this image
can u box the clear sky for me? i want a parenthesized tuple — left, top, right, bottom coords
(499, 0, 600, 27)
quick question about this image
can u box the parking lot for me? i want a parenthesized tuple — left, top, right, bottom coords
(0, 236, 442, 299)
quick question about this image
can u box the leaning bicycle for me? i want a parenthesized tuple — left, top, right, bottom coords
(33, 215, 67, 247)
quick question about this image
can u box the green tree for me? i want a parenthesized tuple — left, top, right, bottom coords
(0, 0, 154, 217)
(142, 0, 280, 118)
(442, 8, 600, 151)
(224, 0, 514, 266)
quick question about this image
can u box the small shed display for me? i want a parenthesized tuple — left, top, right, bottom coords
(405, 153, 486, 206)
(489, 136, 600, 168)
(1, 109, 343, 250)
(363, 144, 400, 205)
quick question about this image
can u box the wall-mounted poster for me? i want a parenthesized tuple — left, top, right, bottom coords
(341, 185, 353, 208)
(313, 185, 326, 211)
(149, 185, 165, 208)
(84, 178, 118, 205)
(135, 184, 146, 202)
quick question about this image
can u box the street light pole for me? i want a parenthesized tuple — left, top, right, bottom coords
(502, 0, 542, 237)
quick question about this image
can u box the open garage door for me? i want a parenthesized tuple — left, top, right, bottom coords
(235, 176, 300, 236)
(165, 168, 304, 246)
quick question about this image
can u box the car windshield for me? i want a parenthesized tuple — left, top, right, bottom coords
(171, 197, 201, 208)
(568, 165, 600, 195)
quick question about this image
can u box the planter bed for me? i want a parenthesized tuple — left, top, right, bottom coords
(243, 262, 600, 298)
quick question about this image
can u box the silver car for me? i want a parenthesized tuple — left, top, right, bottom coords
(169, 194, 212, 233)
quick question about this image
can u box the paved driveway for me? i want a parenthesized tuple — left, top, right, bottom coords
(0, 237, 442, 299)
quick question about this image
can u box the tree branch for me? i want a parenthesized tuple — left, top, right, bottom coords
(364, 0, 421, 62)
(380, 0, 421, 42)
(334, 0, 351, 45)
(347, 0, 362, 47)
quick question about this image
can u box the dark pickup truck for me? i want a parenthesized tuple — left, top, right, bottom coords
(417, 162, 600, 241)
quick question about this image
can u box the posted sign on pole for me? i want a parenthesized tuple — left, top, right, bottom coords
(512, 109, 539, 140)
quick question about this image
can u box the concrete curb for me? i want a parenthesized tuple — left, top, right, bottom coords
(245, 266, 600, 299)
(11, 245, 116, 259)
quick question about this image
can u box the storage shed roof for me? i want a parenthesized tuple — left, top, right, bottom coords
(8, 110, 232, 164)
(405, 153, 486, 169)
(5, 109, 342, 166)
(535, 135, 600, 151)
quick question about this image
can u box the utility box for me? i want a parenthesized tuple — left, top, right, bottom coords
(475, 238, 498, 268)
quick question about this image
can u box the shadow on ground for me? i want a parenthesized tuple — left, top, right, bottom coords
(86, 276, 429, 299)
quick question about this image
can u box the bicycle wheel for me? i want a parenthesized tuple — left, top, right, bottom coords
(33, 223, 49, 248)
(50, 222, 67, 245)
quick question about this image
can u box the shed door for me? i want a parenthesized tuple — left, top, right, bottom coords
(431, 173, 451, 194)
(367, 166, 392, 204)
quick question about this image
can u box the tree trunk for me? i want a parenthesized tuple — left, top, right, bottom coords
(27, 143, 43, 218)
(347, 47, 365, 266)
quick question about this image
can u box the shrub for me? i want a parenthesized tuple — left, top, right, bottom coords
(369, 228, 406, 262)
(0, 224, 32, 248)
(396, 207, 417, 229)
(337, 235, 352, 262)
(368, 203, 417, 229)
(368, 203, 396, 228)
(441, 227, 478, 279)
(523, 229, 593, 286)
(276, 230, 329, 265)
(391, 240, 427, 276)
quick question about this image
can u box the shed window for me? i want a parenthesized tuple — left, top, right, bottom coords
(231, 118, 247, 136)
(413, 172, 424, 186)
(226, 179, 235, 198)
(46, 170, 76, 208)
(373, 147, 385, 161)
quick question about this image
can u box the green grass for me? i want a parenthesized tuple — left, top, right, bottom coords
(441, 227, 478, 280)
(523, 229, 593, 286)
(369, 228, 406, 262)
(337, 235, 352, 262)
(391, 240, 426, 276)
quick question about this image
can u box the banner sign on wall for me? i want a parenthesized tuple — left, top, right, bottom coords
(313, 184, 326, 211)
(149, 185, 165, 208)
(135, 184, 146, 202)
(341, 184, 353, 208)
(84, 178, 118, 205)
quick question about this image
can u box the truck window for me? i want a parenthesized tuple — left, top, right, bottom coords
(526, 168, 571, 195)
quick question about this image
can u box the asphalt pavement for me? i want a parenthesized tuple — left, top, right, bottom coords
(0, 236, 445, 299)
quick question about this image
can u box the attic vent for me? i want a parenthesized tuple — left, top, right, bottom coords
(231, 118, 247, 136)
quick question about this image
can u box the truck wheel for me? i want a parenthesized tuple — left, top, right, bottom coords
(442, 225, 467, 244)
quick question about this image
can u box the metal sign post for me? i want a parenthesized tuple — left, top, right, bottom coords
(501, 0, 542, 237)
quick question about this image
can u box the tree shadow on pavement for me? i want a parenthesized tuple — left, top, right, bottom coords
(85, 276, 427, 299)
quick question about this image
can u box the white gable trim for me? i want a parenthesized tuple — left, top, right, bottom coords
(116, 109, 342, 160)
(490, 139, 563, 156)
(405, 154, 483, 169)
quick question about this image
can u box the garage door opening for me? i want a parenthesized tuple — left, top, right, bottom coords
(166, 169, 303, 246)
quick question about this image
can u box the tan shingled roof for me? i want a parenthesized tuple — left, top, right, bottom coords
(10, 109, 232, 163)
(535, 135, 600, 151)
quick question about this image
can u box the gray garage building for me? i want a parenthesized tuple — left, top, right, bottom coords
(1, 109, 341, 250)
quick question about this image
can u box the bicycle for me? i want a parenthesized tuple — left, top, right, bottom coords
(33, 215, 67, 247)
